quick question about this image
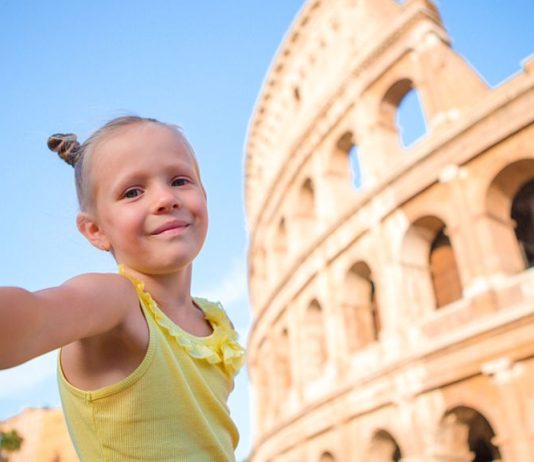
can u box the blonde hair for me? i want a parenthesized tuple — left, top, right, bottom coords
(47, 116, 202, 211)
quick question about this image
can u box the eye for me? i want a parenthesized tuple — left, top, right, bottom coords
(123, 187, 143, 199)
(171, 177, 190, 187)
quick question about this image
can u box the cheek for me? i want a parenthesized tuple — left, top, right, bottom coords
(199, 200, 209, 228)
(193, 197, 209, 236)
(190, 192, 208, 219)
(103, 207, 145, 237)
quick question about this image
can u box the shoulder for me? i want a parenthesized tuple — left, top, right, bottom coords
(65, 271, 134, 290)
(194, 298, 236, 331)
(62, 272, 137, 304)
(59, 273, 149, 390)
(58, 272, 139, 330)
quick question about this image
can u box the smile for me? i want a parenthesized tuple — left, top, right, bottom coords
(151, 220, 190, 236)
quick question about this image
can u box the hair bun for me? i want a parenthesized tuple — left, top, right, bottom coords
(47, 133, 81, 166)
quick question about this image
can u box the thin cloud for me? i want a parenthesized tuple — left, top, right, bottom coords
(199, 258, 248, 306)
(0, 351, 57, 398)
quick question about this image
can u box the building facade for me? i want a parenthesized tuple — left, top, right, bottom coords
(244, 0, 534, 461)
(0, 408, 77, 462)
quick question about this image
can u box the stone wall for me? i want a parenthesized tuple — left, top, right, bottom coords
(0, 408, 77, 462)
(245, 1, 534, 460)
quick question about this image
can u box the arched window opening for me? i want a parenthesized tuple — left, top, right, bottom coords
(344, 262, 380, 351)
(380, 79, 427, 149)
(511, 179, 534, 268)
(334, 131, 363, 189)
(349, 144, 363, 189)
(273, 327, 291, 416)
(485, 160, 534, 274)
(278, 328, 291, 389)
(402, 216, 462, 315)
(333, 131, 353, 176)
(436, 407, 502, 462)
(294, 86, 301, 103)
(319, 451, 336, 462)
(429, 227, 463, 308)
(303, 299, 327, 380)
(367, 430, 402, 462)
(300, 178, 316, 215)
(275, 218, 288, 257)
(470, 413, 501, 462)
(294, 177, 318, 251)
(396, 88, 427, 147)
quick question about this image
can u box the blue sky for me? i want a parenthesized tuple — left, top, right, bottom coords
(0, 1, 532, 459)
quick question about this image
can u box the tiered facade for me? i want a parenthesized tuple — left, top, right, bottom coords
(245, 0, 534, 460)
(0, 408, 77, 461)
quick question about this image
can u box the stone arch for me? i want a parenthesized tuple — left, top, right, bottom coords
(275, 217, 288, 259)
(512, 179, 534, 268)
(332, 130, 363, 189)
(485, 159, 534, 273)
(401, 215, 463, 312)
(273, 326, 292, 415)
(319, 451, 336, 462)
(434, 406, 502, 462)
(322, 127, 362, 218)
(293, 86, 302, 104)
(343, 261, 381, 351)
(366, 429, 402, 462)
(300, 177, 315, 211)
(378, 78, 427, 149)
(429, 227, 463, 308)
(302, 298, 327, 380)
(379, 78, 414, 131)
(270, 321, 291, 416)
(331, 130, 355, 181)
(396, 86, 427, 147)
(294, 177, 318, 248)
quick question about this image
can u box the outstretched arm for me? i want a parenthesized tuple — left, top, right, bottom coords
(0, 273, 137, 369)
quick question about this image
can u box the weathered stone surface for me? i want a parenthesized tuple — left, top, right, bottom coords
(0, 408, 77, 462)
(245, 1, 534, 461)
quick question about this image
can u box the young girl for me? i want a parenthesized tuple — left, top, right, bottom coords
(0, 116, 244, 461)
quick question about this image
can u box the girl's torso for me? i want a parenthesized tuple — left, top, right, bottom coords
(58, 273, 244, 461)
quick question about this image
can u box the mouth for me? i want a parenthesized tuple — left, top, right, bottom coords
(151, 220, 190, 235)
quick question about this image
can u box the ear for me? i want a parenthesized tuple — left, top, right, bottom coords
(76, 212, 111, 252)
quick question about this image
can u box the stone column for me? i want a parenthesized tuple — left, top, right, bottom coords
(481, 357, 534, 461)
(428, 413, 474, 462)
(437, 165, 479, 291)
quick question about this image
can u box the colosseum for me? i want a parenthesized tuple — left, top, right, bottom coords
(244, 0, 534, 461)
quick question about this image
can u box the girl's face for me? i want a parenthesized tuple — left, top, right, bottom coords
(80, 122, 208, 275)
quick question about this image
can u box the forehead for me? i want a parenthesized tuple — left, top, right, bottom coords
(97, 122, 192, 159)
(91, 122, 199, 176)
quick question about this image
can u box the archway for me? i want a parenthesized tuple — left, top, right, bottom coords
(435, 406, 502, 462)
(485, 159, 534, 273)
(302, 299, 327, 380)
(343, 261, 380, 350)
(367, 430, 402, 462)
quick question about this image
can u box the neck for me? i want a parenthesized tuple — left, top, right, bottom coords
(120, 263, 194, 314)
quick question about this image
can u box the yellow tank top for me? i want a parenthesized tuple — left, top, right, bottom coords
(58, 272, 245, 462)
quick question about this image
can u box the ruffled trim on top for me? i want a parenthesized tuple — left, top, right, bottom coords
(118, 265, 244, 377)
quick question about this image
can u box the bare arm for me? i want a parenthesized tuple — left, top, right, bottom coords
(0, 273, 137, 369)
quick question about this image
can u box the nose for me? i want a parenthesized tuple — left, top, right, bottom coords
(153, 184, 180, 213)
